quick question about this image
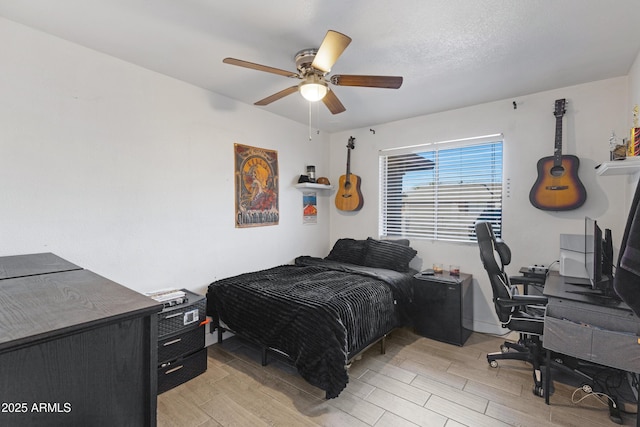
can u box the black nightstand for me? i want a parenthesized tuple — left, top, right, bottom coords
(412, 271, 473, 346)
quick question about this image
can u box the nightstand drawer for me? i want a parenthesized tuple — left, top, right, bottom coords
(158, 325, 205, 365)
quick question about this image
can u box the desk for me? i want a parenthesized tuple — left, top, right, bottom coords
(518, 266, 548, 282)
(0, 253, 161, 427)
(543, 272, 640, 424)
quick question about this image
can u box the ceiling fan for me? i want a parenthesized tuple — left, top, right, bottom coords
(223, 30, 403, 114)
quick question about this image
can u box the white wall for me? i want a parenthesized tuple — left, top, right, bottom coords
(0, 17, 332, 296)
(630, 50, 640, 130)
(3, 15, 639, 334)
(329, 77, 631, 334)
(626, 49, 640, 204)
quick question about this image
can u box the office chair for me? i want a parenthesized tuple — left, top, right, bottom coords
(475, 222, 597, 399)
(475, 221, 550, 396)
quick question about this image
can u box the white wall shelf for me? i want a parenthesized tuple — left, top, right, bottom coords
(294, 183, 333, 190)
(596, 157, 640, 176)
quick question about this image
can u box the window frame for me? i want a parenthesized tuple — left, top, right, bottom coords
(379, 136, 504, 243)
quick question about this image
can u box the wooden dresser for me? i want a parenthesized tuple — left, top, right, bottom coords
(0, 253, 162, 427)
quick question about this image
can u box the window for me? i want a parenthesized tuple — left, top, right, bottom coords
(379, 137, 503, 243)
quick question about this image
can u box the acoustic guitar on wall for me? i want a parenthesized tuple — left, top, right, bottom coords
(529, 98, 587, 211)
(335, 136, 364, 211)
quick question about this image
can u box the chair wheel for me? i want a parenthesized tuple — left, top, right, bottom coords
(500, 345, 509, 353)
(489, 360, 498, 368)
(533, 385, 544, 397)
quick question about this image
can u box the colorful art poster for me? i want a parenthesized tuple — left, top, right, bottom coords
(303, 192, 317, 225)
(234, 143, 279, 228)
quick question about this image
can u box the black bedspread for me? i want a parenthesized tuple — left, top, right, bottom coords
(207, 256, 414, 398)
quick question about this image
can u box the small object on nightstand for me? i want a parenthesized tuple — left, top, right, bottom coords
(415, 269, 434, 279)
(450, 265, 460, 276)
(432, 263, 444, 274)
(145, 288, 188, 308)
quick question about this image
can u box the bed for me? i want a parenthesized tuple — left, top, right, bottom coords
(206, 237, 418, 398)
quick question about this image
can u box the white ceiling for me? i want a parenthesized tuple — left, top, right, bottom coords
(2, 0, 640, 133)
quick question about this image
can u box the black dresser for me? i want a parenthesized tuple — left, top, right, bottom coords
(0, 253, 161, 427)
(412, 271, 473, 346)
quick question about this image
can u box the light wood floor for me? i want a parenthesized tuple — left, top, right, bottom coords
(157, 329, 637, 426)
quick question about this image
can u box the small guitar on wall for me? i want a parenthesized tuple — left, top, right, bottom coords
(529, 98, 587, 211)
(335, 136, 364, 211)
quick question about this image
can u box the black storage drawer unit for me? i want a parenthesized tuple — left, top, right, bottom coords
(158, 348, 207, 394)
(412, 272, 473, 346)
(157, 290, 206, 338)
(156, 289, 207, 394)
(159, 325, 205, 364)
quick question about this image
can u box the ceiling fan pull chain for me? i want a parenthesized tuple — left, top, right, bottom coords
(309, 101, 312, 141)
(315, 100, 320, 137)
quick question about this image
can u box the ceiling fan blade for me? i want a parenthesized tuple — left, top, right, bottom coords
(331, 75, 403, 89)
(322, 89, 346, 114)
(311, 30, 352, 73)
(254, 86, 299, 106)
(223, 58, 299, 78)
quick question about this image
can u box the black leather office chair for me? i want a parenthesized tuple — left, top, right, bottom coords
(475, 221, 550, 395)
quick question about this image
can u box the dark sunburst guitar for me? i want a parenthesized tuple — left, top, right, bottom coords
(529, 99, 586, 211)
(335, 136, 364, 211)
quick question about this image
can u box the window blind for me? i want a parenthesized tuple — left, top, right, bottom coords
(379, 139, 503, 242)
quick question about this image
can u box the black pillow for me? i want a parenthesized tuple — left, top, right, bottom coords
(325, 238, 368, 265)
(362, 238, 417, 272)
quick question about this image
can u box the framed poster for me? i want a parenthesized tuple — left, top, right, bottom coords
(303, 192, 317, 225)
(234, 143, 279, 228)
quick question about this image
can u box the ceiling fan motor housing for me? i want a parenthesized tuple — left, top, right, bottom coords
(295, 49, 321, 75)
(295, 49, 328, 101)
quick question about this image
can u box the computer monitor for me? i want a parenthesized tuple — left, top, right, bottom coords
(603, 228, 614, 277)
(584, 216, 602, 289)
(583, 217, 617, 298)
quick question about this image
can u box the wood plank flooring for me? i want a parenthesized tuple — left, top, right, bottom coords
(157, 329, 637, 426)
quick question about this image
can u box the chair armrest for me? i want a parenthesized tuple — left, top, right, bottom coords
(512, 294, 548, 305)
(510, 275, 546, 285)
(496, 294, 548, 309)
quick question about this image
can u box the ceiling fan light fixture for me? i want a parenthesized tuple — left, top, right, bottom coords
(299, 75, 328, 102)
(224, 30, 403, 114)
